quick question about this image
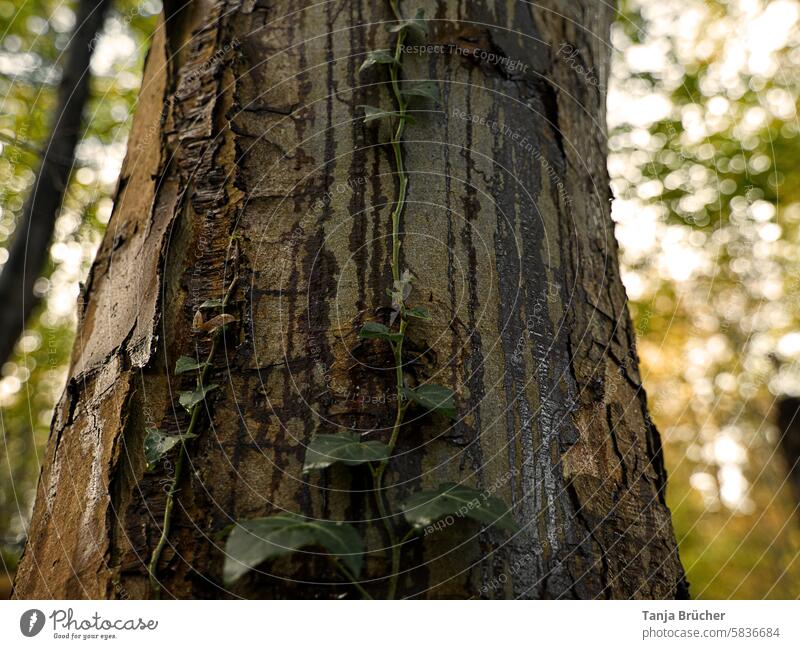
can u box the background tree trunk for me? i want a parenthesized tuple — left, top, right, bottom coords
(0, 0, 112, 367)
(14, 0, 687, 599)
(776, 397, 800, 524)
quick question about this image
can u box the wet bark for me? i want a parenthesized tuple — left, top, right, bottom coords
(14, 0, 687, 599)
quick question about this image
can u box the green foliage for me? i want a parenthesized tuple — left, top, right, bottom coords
(401, 80, 440, 103)
(5, 0, 799, 600)
(403, 305, 429, 320)
(174, 355, 208, 375)
(402, 483, 519, 533)
(144, 428, 196, 471)
(611, 0, 800, 598)
(0, 0, 158, 575)
(388, 8, 427, 40)
(178, 384, 218, 411)
(358, 321, 404, 342)
(223, 514, 363, 585)
(360, 105, 404, 124)
(224, 2, 516, 599)
(149, 275, 238, 596)
(359, 50, 395, 72)
(303, 433, 390, 472)
(402, 384, 456, 419)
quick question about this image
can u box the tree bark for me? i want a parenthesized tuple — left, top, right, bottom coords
(14, 0, 688, 599)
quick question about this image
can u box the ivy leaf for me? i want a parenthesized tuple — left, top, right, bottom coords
(401, 80, 440, 103)
(179, 384, 218, 412)
(144, 427, 196, 470)
(199, 298, 224, 309)
(402, 383, 456, 419)
(174, 355, 208, 375)
(359, 49, 395, 73)
(303, 432, 390, 473)
(358, 321, 404, 343)
(403, 305, 430, 320)
(401, 483, 519, 532)
(389, 8, 427, 40)
(223, 513, 364, 585)
(360, 105, 400, 124)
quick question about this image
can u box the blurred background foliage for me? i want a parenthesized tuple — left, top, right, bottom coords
(0, 0, 798, 598)
(612, 0, 800, 597)
(0, 0, 158, 596)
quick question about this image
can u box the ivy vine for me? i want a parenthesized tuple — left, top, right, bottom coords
(220, 2, 519, 598)
(146, 269, 239, 598)
(145, 1, 518, 599)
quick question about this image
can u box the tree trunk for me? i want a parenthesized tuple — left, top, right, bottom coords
(14, 0, 688, 599)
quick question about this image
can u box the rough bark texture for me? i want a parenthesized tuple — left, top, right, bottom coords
(14, 0, 688, 599)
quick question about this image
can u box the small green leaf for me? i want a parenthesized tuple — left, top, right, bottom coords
(358, 321, 404, 343)
(179, 384, 219, 412)
(199, 299, 224, 309)
(360, 105, 401, 124)
(144, 427, 196, 470)
(303, 432, 390, 473)
(223, 513, 364, 585)
(389, 8, 427, 40)
(402, 384, 456, 419)
(401, 483, 518, 533)
(401, 80, 439, 103)
(359, 49, 395, 73)
(403, 305, 430, 320)
(174, 355, 208, 375)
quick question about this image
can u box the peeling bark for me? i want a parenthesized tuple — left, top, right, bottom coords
(14, 0, 687, 599)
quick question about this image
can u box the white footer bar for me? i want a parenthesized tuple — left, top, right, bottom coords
(1, 600, 798, 648)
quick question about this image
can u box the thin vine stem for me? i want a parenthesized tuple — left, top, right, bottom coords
(370, 0, 413, 600)
(388, 28, 409, 283)
(148, 273, 238, 598)
(333, 558, 374, 600)
(400, 528, 416, 544)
